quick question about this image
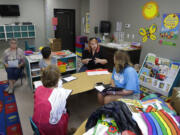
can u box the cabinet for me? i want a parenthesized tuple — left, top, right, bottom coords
(0, 24, 36, 40)
(25, 52, 77, 90)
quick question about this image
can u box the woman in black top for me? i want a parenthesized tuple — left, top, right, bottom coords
(79, 37, 108, 72)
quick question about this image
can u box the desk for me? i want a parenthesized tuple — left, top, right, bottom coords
(63, 72, 112, 95)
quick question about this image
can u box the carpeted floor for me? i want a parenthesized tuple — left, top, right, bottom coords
(0, 83, 23, 135)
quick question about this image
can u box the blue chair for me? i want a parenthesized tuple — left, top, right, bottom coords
(25, 41, 36, 51)
(29, 117, 41, 135)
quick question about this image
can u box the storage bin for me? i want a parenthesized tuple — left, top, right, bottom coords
(57, 61, 67, 73)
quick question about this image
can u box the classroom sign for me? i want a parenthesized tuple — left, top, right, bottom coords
(160, 13, 180, 40)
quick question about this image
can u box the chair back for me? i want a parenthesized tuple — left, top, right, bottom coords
(29, 117, 41, 135)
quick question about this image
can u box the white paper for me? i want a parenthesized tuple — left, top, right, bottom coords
(29, 55, 42, 60)
(95, 85, 105, 92)
(8, 60, 18, 67)
(87, 71, 109, 76)
(33, 81, 42, 88)
(63, 76, 76, 82)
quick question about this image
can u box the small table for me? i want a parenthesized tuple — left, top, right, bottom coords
(63, 72, 112, 95)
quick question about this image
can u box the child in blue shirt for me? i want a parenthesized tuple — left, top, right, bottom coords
(98, 50, 140, 105)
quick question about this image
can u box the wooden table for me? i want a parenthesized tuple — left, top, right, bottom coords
(63, 72, 112, 95)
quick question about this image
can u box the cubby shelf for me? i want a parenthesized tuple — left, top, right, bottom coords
(0, 24, 36, 40)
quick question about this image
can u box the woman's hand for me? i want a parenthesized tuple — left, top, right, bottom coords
(82, 58, 92, 64)
(95, 58, 107, 64)
(95, 58, 101, 64)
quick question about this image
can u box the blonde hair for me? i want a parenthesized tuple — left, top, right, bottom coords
(88, 37, 100, 53)
(114, 50, 132, 73)
(41, 65, 61, 88)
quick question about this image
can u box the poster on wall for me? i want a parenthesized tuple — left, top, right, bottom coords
(85, 12, 90, 34)
(160, 13, 180, 40)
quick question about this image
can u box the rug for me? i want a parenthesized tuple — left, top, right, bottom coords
(0, 83, 23, 135)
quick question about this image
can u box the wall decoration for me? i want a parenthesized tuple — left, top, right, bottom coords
(85, 12, 90, 34)
(52, 17, 58, 26)
(159, 40, 176, 46)
(142, 1, 159, 20)
(160, 13, 180, 40)
(139, 53, 180, 96)
(139, 24, 157, 42)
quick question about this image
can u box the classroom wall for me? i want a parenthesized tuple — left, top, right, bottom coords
(0, 0, 46, 54)
(45, 0, 81, 42)
(89, 0, 109, 37)
(80, 0, 90, 36)
(109, 0, 180, 64)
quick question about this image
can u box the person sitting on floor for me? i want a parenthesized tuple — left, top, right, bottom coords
(79, 37, 108, 72)
(98, 50, 140, 105)
(2, 39, 25, 94)
(32, 65, 69, 135)
(39, 47, 56, 70)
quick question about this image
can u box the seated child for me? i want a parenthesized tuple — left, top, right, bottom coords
(98, 50, 140, 105)
(32, 65, 69, 135)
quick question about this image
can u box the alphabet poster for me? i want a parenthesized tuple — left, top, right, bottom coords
(160, 13, 180, 40)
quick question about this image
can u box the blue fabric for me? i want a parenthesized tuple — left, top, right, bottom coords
(5, 67, 21, 80)
(79, 65, 88, 72)
(144, 113, 157, 135)
(149, 113, 163, 135)
(112, 67, 140, 94)
(39, 57, 57, 68)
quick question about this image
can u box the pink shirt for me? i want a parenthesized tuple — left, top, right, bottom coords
(32, 86, 68, 135)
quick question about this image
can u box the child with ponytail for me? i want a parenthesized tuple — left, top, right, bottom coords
(98, 50, 140, 105)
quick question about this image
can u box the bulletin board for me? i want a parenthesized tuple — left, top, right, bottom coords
(139, 53, 180, 96)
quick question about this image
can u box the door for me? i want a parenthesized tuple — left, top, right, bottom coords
(54, 9, 75, 52)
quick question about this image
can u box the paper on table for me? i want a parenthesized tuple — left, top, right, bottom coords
(63, 76, 76, 82)
(95, 85, 105, 92)
(87, 70, 109, 76)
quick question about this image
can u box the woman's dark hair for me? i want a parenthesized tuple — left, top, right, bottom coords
(41, 47, 51, 59)
(114, 50, 132, 73)
(41, 65, 61, 88)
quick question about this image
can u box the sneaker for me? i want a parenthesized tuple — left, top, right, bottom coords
(8, 88, 14, 94)
(4, 86, 10, 92)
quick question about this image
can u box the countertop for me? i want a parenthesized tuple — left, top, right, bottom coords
(99, 41, 141, 51)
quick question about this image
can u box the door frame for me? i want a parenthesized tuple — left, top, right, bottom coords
(54, 9, 76, 52)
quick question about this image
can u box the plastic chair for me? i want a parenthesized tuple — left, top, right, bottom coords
(29, 117, 41, 135)
(25, 41, 36, 51)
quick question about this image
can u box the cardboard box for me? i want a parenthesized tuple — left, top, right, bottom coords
(49, 38, 61, 52)
(171, 87, 180, 115)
